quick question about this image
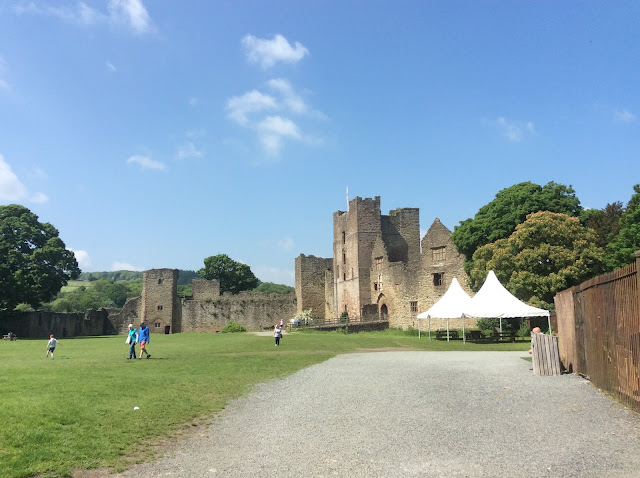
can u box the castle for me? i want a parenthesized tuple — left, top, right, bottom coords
(295, 196, 475, 330)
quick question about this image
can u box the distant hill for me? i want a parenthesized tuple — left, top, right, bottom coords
(78, 270, 198, 285)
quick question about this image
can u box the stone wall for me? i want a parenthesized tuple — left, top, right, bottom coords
(181, 292, 296, 332)
(295, 254, 332, 320)
(192, 279, 220, 301)
(1, 309, 114, 338)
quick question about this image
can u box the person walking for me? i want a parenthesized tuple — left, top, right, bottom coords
(46, 334, 60, 359)
(138, 322, 151, 359)
(274, 324, 282, 346)
(127, 324, 138, 360)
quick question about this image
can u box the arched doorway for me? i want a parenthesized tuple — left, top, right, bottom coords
(380, 304, 388, 320)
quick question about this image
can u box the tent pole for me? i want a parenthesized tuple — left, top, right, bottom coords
(418, 318, 420, 339)
(499, 317, 503, 333)
(429, 317, 431, 340)
(462, 316, 466, 345)
(447, 318, 450, 342)
(548, 315, 552, 335)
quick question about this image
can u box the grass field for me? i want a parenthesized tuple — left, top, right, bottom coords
(59, 280, 90, 293)
(0, 330, 530, 477)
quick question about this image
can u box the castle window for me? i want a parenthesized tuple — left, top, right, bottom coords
(343, 273, 346, 281)
(374, 282, 378, 291)
(154, 322, 161, 328)
(343, 253, 346, 264)
(433, 273, 444, 286)
(158, 278, 163, 284)
(375, 257, 383, 271)
(342, 231, 346, 244)
(157, 305, 163, 311)
(431, 247, 446, 262)
(410, 301, 418, 313)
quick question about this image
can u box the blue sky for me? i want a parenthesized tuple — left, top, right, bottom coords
(1, 1, 639, 286)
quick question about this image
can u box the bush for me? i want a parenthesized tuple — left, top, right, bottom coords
(221, 321, 247, 333)
(339, 311, 349, 322)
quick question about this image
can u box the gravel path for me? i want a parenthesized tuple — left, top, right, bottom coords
(116, 351, 640, 477)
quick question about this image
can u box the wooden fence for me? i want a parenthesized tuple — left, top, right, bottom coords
(555, 252, 640, 411)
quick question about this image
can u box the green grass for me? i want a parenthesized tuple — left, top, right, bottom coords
(0, 331, 530, 477)
(59, 280, 90, 293)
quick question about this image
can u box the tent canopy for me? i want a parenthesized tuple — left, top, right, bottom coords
(462, 270, 550, 318)
(417, 278, 472, 319)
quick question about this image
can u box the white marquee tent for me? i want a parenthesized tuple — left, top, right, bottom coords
(416, 271, 551, 343)
(416, 277, 472, 341)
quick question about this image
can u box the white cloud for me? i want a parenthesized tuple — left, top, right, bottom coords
(493, 117, 535, 142)
(257, 115, 302, 156)
(188, 96, 198, 106)
(176, 142, 202, 160)
(111, 261, 144, 271)
(108, 0, 152, 35)
(242, 34, 309, 69)
(0, 56, 9, 90)
(0, 154, 49, 204)
(126, 154, 167, 171)
(267, 78, 307, 114)
(276, 237, 295, 250)
(252, 265, 295, 286)
(106, 61, 117, 72)
(69, 249, 92, 270)
(614, 109, 636, 123)
(226, 90, 277, 125)
(14, 0, 153, 35)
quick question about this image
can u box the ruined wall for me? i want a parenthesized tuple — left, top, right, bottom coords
(117, 296, 141, 334)
(382, 208, 420, 264)
(192, 279, 220, 301)
(1, 310, 113, 338)
(324, 267, 335, 319)
(142, 269, 178, 334)
(180, 292, 296, 332)
(295, 254, 332, 320)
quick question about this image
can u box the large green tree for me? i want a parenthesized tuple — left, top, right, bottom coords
(581, 201, 623, 249)
(451, 181, 582, 272)
(198, 254, 259, 294)
(0, 204, 80, 313)
(605, 184, 640, 269)
(469, 211, 605, 310)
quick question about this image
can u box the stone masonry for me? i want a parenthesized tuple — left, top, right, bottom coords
(296, 196, 477, 331)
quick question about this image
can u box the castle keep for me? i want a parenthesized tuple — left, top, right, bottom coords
(295, 196, 475, 330)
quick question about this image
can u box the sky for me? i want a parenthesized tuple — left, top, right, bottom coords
(0, 1, 639, 286)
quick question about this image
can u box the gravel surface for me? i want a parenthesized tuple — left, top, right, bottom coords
(116, 351, 640, 477)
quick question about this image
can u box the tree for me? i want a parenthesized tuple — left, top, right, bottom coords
(0, 204, 80, 313)
(469, 211, 605, 310)
(198, 254, 259, 294)
(451, 181, 582, 272)
(581, 201, 623, 249)
(605, 184, 640, 269)
(253, 282, 295, 294)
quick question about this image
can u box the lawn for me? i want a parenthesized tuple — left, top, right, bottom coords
(0, 330, 530, 477)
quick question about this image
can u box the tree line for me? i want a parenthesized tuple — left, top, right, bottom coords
(451, 181, 640, 311)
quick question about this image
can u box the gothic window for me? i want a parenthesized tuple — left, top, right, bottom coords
(433, 273, 444, 286)
(157, 305, 163, 311)
(431, 246, 446, 262)
(154, 322, 161, 328)
(410, 301, 418, 313)
(376, 257, 383, 271)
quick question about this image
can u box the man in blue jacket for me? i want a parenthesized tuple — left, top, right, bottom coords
(138, 322, 151, 359)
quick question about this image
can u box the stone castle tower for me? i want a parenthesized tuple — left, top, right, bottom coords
(141, 268, 180, 334)
(296, 196, 474, 330)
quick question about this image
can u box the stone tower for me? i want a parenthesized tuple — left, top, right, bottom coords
(141, 268, 179, 334)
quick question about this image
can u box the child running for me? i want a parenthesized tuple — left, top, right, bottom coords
(46, 334, 60, 359)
